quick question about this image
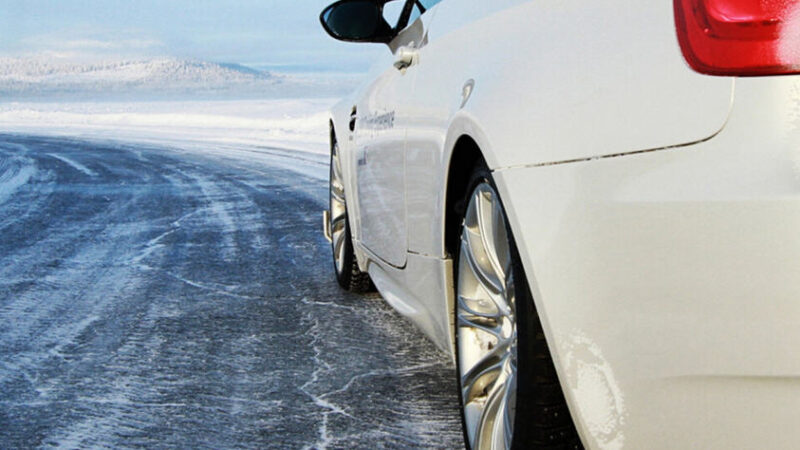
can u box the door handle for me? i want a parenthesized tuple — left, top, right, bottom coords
(394, 46, 418, 70)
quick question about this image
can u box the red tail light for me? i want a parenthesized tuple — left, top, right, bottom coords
(674, 0, 800, 75)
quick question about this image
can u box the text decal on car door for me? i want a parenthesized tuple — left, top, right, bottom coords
(362, 111, 395, 130)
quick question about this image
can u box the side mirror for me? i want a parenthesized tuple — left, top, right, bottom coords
(320, 0, 395, 43)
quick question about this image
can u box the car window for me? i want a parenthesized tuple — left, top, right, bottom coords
(386, 0, 426, 32)
(382, 0, 406, 29)
(407, 4, 423, 24)
(417, 0, 443, 10)
(401, 0, 443, 30)
(385, 0, 442, 35)
(408, 0, 442, 23)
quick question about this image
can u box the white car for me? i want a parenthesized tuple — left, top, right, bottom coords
(320, 0, 800, 448)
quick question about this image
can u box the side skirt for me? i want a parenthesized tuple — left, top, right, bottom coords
(364, 250, 456, 361)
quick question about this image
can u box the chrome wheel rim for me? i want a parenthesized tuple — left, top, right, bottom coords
(329, 141, 347, 274)
(457, 182, 517, 450)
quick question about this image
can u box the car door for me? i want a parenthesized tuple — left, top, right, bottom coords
(354, 0, 433, 268)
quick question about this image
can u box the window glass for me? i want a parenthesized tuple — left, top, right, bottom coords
(382, 0, 405, 28)
(388, 0, 438, 33)
(407, 4, 422, 24)
(418, 0, 443, 9)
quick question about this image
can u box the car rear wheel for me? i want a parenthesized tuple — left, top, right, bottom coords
(329, 136, 372, 292)
(455, 165, 581, 449)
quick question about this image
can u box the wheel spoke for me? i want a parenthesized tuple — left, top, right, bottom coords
(333, 161, 342, 183)
(461, 345, 505, 401)
(498, 368, 516, 450)
(457, 292, 501, 320)
(491, 199, 512, 280)
(475, 188, 507, 283)
(334, 228, 345, 257)
(330, 211, 346, 232)
(458, 310, 502, 339)
(461, 235, 503, 296)
(332, 228, 344, 249)
(476, 365, 510, 450)
(461, 237, 513, 321)
(331, 214, 346, 271)
(330, 185, 345, 204)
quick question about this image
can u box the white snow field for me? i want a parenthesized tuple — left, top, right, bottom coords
(0, 57, 362, 154)
(0, 99, 335, 154)
(0, 58, 464, 448)
(0, 57, 360, 101)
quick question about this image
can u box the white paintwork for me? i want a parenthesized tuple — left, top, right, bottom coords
(405, 0, 733, 258)
(347, 15, 436, 268)
(327, 0, 800, 447)
(418, 0, 733, 169)
(354, 57, 411, 267)
(495, 76, 800, 449)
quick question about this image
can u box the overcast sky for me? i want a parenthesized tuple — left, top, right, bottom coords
(0, 0, 386, 72)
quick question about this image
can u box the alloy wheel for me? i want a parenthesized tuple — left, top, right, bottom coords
(329, 141, 347, 275)
(457, 182, 518, 450)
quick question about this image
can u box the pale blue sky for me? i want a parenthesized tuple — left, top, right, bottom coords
(0, 0, 386, 72)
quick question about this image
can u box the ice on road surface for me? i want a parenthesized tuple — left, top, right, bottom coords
(0, 135, 463, 449)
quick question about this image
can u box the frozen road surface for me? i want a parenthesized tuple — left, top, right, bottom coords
(0, 135, 463, 449)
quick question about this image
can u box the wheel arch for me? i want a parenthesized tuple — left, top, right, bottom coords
(442, 125, 586, 448)
(443, 135, 484, 259)
(441, 112, 497, 259)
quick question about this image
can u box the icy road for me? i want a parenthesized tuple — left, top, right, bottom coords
(0, 135, 463, 449)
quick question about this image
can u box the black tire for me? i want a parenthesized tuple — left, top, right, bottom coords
(453, 163, 582, 450)
(329, 136, 373, 293)
(332, 209, 372, 293)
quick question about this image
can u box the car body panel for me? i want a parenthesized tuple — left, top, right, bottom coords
(352, 11, 438, 268)
(419, 0, 733, 168)
(494, 76, 800, 448)
(354, 62, 412, 267)
(404, 0, 733, 257)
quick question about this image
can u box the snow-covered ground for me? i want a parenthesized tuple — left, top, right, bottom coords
(0, 57, 361, 154)
(0, 55, 467, 448)
(0, 135, 463, 448)
(0, 99, 335, 154)
(0, 57, 360, 101)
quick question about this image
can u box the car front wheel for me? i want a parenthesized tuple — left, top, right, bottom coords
(329, 136, 372, 292)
